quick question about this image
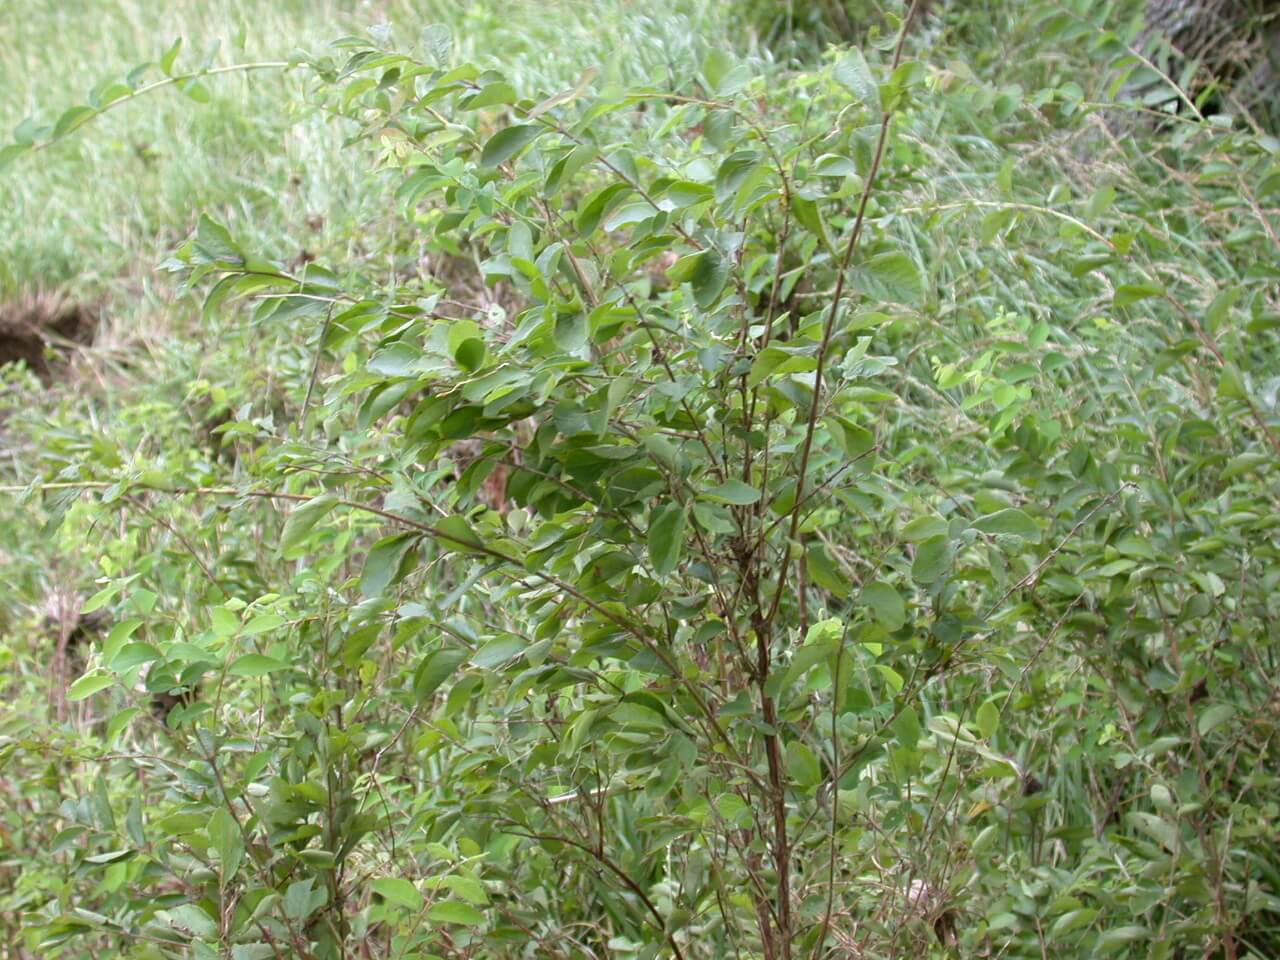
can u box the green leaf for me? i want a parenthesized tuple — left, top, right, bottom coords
(434, 516, 489, 555)
(1113, 282, 1164, 307)
(471, 635, 524, 669)
(691, 249, 729, 309)
(812, 153, 858, 177)
(243, 614, 285, 636)
(902, 515, 947, 542)
(577, 182, 632, 235)
(617, 691, 685, 732)
(228, 654, 290, 677)
(360, 532, 419, 598)
(876, 664, 905, 693)
(166, 904, 217, 939)
(106, 707, 140, 743)
(52, 105, 97, 140)
(68, 672, 114, 701)
(1217, 363, 1247, 401)
(196, 214, 243, 264)
(428, 901, 485, 926)
(791, 195, 832, 251)
(702, 479, 760, 505)
(103, 618, 143, 663)
(160, 37, 183, 75)
(648, 503, 687, 576)
(81, 583, 121, 614)
(993, 84, 1022, 120)
(972, 508, 1041, 543)
(912, 535, 951, 583)
(827, 415, 875, 459)
(280, 494, 339, 555)
(771, 619, 842, 698)
(84, 848, 134, 865)
(1205, 286, 1240, 333)
(372, 877, 424, 912)
(88, 79, 132, 109)
(785, 741, 822, 787)
(447, 319, 484, 363)
(0, 142, 31, 171)
(979, 206, 1016, 243)
(662, 180, 713, 209)
(1052, 908, 1099, 937)
(1150, 783, 1175, 812)
(806, 542, 851, 593)
(855, 251, 922, 304)
(285, 878, 321, 921)
(863, 581, 904, 631)
(481, 124, 542, 168)
(466, 81, 517, 109)
(834, 48, 880, 112)
(1197, 703, 1235, 736)
(420, 24, 452, 65)
(413, 648, 467, 702)
(554, 311, 588, 352)
(1125, 811, 1178, 853)
(111, 643, 161, 671)
(702, 49, 733, 92)
(667, 247, 729, 307)
(1096, 926, 1148, 951)
(603, 202, 653, 232)
(180, 79, 211, 103)
(368, 342, 419, 378)
(667, 250, 705, 284)
(892, 703, 920, 747)
(975, 700, 999, 739)
(453, 337, 486, 372)
(1093, 558, 1136, 578)
(443, 874, 490, 905)
(749, 346, 817, 387)
(208, 807, 244, 881)
(715, 151, 757, 202)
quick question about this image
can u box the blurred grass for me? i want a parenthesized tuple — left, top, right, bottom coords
(0, 0, 731, 337)
(2, 1, 355, 301)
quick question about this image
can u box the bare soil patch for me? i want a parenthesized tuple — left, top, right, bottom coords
(0, 292, 97, 383)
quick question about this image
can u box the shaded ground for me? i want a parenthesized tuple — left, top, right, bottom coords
(0, 293, 96, 383)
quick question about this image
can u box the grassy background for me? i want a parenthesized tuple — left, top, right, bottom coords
(0, 0, 731, 319)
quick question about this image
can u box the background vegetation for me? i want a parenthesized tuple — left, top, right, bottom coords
(2, 0, 1278, 957)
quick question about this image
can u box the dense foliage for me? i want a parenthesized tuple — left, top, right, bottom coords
(2, 1, 1278, 957)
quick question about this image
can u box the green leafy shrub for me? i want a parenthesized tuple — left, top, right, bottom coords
(2, 2, 1278, 958)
